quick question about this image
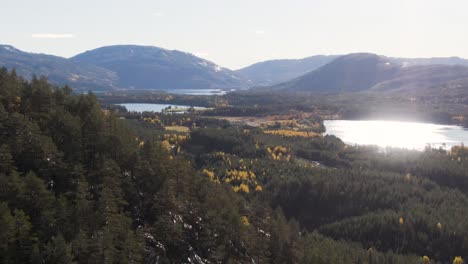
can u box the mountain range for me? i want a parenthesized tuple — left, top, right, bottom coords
(0, 44, 246, 91)
(0, 45, 119, 90)
(71, 45, 245, 90)
(270, 53, 468, 97)
(2, 44, 468, 96)
(234, 55, 340, 86)
(236, 55, 468, 88)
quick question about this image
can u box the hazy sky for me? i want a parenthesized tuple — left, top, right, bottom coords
(1, 0, 467, 69)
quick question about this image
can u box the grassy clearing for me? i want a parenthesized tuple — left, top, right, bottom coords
(165, 125, 190, 132)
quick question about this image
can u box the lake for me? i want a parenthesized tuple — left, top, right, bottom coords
(161, 89, 228, 95)
(94, 88, 231, 95)
(116, 103, 208, 113)
(324, 120, 468, 150)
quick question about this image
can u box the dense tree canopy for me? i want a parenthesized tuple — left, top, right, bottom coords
(1, 67, 467, 263)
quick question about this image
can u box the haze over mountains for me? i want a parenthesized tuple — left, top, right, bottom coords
(235, 55, 340, 86)
(1, 43, 468, 97)
(71, 45, 245, 90)
(236, 55, 468, 87)
(0, 45, 119, 90)
(270, 53, 468, 98)
(0, 44, 246, 91)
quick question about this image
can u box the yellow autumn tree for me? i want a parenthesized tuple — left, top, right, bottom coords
(453, 256, 464, 264)
(241, 216, 250, 226)
(239, 183, 250, 193)
(202, 169, 215, 179)
(422, 256, 430, 264)
(405, 173, 412, 182)
(161, 140, 171, 150)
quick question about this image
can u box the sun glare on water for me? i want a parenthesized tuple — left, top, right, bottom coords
(324, 120, 468, 150)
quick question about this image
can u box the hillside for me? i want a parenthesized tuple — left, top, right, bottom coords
(0, 44, 247, 92)
(2, 68, 468, 263)
(71, 45, 246, 90)
(270, 53, 468, 96)
(235, 55, 339, 86)
(239, 54, 468, 88)
(0, 45, 118, 90)
(272, 53, 401, 92)
(3, 44, 468, 93)
(0, 68, 427, 263)
(371, 64, 468, 95)
(391, 56, 468, 67)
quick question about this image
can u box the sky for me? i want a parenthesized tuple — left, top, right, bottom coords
(1, 0, 468, 69)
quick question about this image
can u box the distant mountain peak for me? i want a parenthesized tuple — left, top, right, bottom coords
(240, 53, 468, 88)
(0, 44, 21, 53)
(0, 44, 247, 91)
(71, 44, 246, 90)
(267, 52, 468, 96)
(236, 55, 340, 86)
(269, 53, 402, 93)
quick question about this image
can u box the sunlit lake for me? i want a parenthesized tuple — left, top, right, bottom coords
(116, 103, 207, 113)
(324, 120, 468, 150)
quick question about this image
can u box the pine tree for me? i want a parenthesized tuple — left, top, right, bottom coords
(12, 209, 33, 263)
(0, 202, 14, 260)
(0, 144, 15, 174)
(30, 243, 43, 264)
(45, 233, 73, 264)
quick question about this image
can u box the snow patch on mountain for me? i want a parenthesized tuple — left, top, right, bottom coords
(2, 46, 16, 52)
(197, 61, 209, 67)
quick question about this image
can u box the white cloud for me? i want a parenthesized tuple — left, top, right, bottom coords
(31, 33, 75, 39)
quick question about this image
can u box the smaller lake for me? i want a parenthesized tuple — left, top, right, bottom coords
(162, 89, 228, 95)
(94, 88, 231, 96)
(324, 120, 468, 150)
(116, 103, 207, 113)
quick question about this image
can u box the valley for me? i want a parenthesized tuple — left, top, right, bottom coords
(4, 1, 468, 263)
(2, 44, 468, 264)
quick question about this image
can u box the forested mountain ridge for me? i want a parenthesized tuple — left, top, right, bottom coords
(0, 68, 268, 263)
(3, 67, 468, 263)
(0, 68, 428, 263)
